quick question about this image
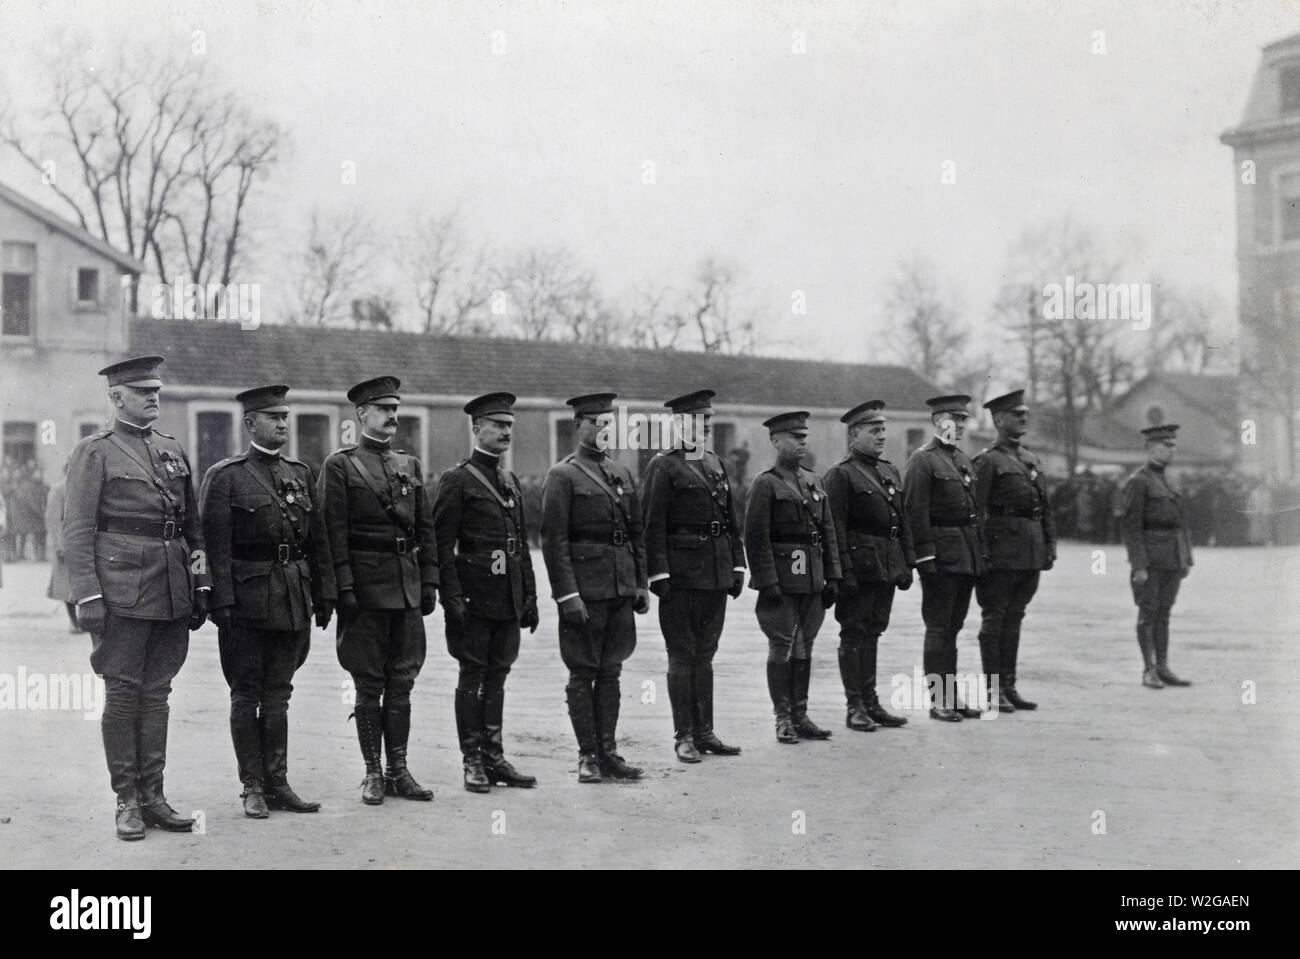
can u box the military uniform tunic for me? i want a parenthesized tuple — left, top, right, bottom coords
(1122, 463, 1193, 655)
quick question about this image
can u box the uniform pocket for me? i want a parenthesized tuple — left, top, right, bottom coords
(232, 564, 271, 618)
(95, 539, 145, 608)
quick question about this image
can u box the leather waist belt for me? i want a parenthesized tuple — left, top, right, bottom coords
(570, 529, 630, 546)
(459, 536, 520, 557)
(672, 521, 731, 538)
(988, 505, 1044, 519)
(849, 522, 900, 539)
(1143, 523, 1180, 531)
(232, 542, 306, 563)
(773, 530, 822, 546)
(349, 534, 414, 554)
(97, 516, 185, 540)
(930, 514, 976, 528)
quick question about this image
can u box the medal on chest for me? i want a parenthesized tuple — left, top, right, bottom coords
(159, 450, 178, 476)
(1029, 467, 1038, 482)
(395, 470, 411, 497)
(959, 467, 972, 487)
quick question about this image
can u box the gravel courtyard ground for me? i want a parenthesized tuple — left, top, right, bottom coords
(1, 541, 1297, 869)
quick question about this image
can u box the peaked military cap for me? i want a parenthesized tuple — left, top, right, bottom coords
(347, 376, 401, 405)
(984, 389, 1029, 414)
(236, 384, 291, 414)
(464, 391, 517, 419)
(926, 394, 972, 415)
(1141, 424, 1180, 442)
(841, 400, 886, 427)
(763, 411, 810, 434)
(664, 389, 715, 415)
(567, 392, 618, 416)
(99, 355, 164, 388)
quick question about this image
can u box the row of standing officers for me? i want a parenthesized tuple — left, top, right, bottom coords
(63, 356, 1194, 842)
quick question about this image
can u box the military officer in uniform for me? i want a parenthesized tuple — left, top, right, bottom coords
(318, 376, 439, 804)
(824, 400, 914, 732)
(903, 394, 985, 722)
(641, 389, 745, 763)
(200, 385, 333, 818)
(63, 356, 209, 840)
(541, 392, 649, 783)
(433, 392, 539, 793)
(1121, 423, 1193, 689)
(973, 389, 1055, 713)
(744, 411, 840, 744)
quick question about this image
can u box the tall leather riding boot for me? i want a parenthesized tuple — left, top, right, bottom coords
(454, 686, 490, 793)
(667, 662, 700, 762)
(594, 677, 642, 779)
(692, 660, 740, 755)
(481, 682, 537, 787)
(353, 703, 387, 804)
(860, 639, 907, 726)
(789, 658, 832, 739)
(767, 660, 799, 743)
(136, 701, 194, 831)
(1153, 618, 1191, 686)
(978, 630, 1013, 712)
(1138, 622, 1164, 689)
(102, 701, 144, 840)
(231, 706, 269, 818)
(566, 682, 602, 783)
(260, 707, 319, 812)
(838, 646, 876, 731)
(383, 699, 434, 800)
(1001, 617, 1037, 709)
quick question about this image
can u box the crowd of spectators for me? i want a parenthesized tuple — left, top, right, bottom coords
(0, 455, 49, 562)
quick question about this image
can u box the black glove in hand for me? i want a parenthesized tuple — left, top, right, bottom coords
(420, 586, 438, 616)
(839, 574, 859, 598)
(521, 601, 539, 633)
(728, 573, 744, 599)
(898, 571, 914, 591)
(559, 596, 589, 626)
(757, 584, 783, 607)
(339, 589, 360, 617)
(649, 579, 671, 600)
(210, 606, 233, 630)
(633, 588, 650, 615)
(77, 598, 107, 634)
(314, 602, 334, 630)
(188, 590, 209, 631)
(821, 581, 839, 609)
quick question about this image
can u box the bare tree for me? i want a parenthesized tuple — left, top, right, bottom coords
(622, 282, 686, 350)
(881, 253, 969, 382)
(1144, 279, 1236, 376)
(494, 245, 616, 343)
(1, 36, 280, 315)
(283, 208, 376, 327)
(404, 209, 494, 335)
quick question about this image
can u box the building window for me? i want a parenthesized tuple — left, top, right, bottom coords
(1281, 65, 1300, 114)
(394, 412, 425, 463)
(2, 241, 36, 337)
(294, 412, 333, 473)
(79, 421, 102, 439)
(1280, 171, 1300, 243)
(906, 428, 925, 457)
(553, 416, 576, 464)
(75, 267, 100, 307)
(3, 421, 37, 467)
(195, 410, 235, 479)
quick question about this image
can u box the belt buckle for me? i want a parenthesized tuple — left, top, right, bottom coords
(395, 537, 408, 555)
(889, 526, 899, 540)
(506, 536, 518, 557)
(612, 529, 626, 546)
(709, 520, 722, 538)
(162, 520, 176, 540)
(277, 543, 290, 564)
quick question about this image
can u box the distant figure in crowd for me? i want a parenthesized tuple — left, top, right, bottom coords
(45, 461, 81, 632)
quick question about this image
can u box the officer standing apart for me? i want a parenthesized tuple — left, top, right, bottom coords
(318, 376, 439, 804)
(903, 394, 985, 722)
(200, 385, 333, 818)
(63, 356, 209, 840)
(744, 412, 840, 744)
(824, 400, 914, 732)
(973, 389, 1055, 713)
(641, 389, 745, 763)
(541, 392, 650, 783)
(433, 392, 539, 793)
(1122, 424, 1193, 689)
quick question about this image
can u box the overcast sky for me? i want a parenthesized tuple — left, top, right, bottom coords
(2, 0, 1298, 363)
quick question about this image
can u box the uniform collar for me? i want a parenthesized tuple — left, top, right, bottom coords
(360, 433, 391, 451)
(576, 442, 606, 462)
(115, 417, 153, 437)
(470, 447, 500, 470)
(851, 447, 879, 465)
(249, 441, 282, 459)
